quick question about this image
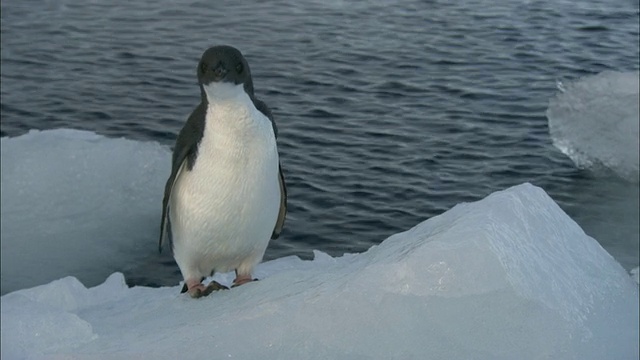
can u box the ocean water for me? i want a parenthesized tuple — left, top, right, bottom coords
(1, 0, 638, 288)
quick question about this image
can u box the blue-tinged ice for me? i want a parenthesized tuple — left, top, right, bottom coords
(547, 71, 639, 182)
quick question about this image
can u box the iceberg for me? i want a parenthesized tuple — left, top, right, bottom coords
(2, 182, 638, 359)
(547, 71, 640, 183)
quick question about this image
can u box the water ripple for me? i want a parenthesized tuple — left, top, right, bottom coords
(1, 0, 638, 286)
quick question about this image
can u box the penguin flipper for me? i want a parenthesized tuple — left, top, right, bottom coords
(271, 164, 287, 239)
(159, 103, 206, 253)
(254, 98, 287, 239)
(159, 160, 186, 253)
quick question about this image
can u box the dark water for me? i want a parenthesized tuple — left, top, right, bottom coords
(2, 0, 639, 287)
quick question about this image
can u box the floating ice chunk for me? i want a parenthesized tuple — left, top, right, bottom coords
(547, 71, 639, 182)
(0, 129, 171, 294)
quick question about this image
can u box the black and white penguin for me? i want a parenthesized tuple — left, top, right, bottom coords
(159, 45, 287, 298)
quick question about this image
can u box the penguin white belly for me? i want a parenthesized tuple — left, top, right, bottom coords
(169, 102, 280, 280)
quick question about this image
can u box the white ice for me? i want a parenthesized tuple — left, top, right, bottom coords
(1, 129, 170, 294)
(547, 71, 640, 182)
(1, 130, 638, 359)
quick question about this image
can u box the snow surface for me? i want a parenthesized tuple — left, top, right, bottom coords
(547, 71, 640, 183)
(2, 182, 638, 359)
(1, 129, 170, 294)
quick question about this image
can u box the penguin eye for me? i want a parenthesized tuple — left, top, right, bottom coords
(236, 63, 243, 74)
(199, 62, 208, 74)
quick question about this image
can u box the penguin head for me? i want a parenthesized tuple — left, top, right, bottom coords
(197, 45, 254, 99)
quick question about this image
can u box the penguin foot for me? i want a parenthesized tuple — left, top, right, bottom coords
(232, 275, 258, 288)
(183, 280, 228, 298)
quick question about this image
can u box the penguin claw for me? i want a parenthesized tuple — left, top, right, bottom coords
(185, 281, 228, 298)
(205, 281, 229, 293)
(231, 278, 259, 288)
(188, 287, 205, 299)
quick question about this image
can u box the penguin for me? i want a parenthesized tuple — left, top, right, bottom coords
(158, 45, 287, 298)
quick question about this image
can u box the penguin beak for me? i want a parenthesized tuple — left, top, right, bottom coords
(211, 62, 228, 82)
